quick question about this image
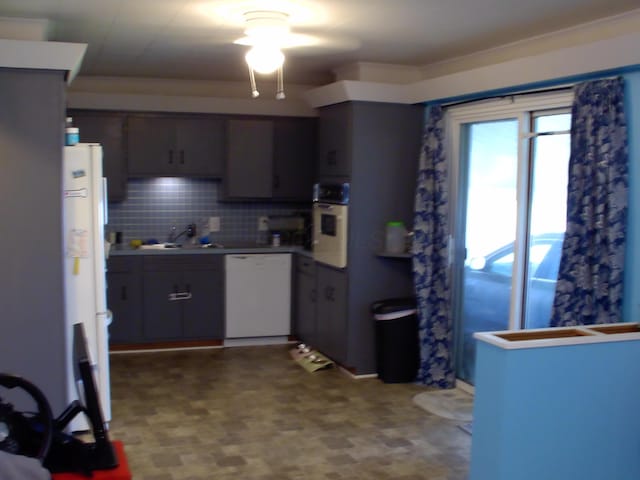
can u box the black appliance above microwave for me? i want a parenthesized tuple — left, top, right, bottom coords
(313, 182, 350, 205)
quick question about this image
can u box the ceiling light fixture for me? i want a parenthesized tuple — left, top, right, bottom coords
(240, 10, 288, 100)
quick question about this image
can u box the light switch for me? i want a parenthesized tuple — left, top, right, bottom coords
(258, 216, 269, 231)
(209, 216, 221, 232)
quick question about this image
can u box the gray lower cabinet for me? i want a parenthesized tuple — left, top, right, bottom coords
(128, 115, 225, 177)
(294, 255, 317, 345)
(70, 111, 127, 202)
(142, 255, 224, 341)
(107, 256, 143, 344)
(315, 264, 348, 365)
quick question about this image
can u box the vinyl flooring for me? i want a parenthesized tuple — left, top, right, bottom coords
(108, 345, 470, 480)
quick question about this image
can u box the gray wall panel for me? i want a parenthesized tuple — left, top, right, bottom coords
(0, 68, 67, 413)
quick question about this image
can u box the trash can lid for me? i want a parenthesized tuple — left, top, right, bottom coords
(371, 297, 416, 315)
(374, 309, 417, 321)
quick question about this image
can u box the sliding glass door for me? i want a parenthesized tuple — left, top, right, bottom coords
(456, 119, 518, 382)
(449, 95, 572, 385)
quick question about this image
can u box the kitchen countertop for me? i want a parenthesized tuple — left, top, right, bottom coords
(109, 243, 312, 257)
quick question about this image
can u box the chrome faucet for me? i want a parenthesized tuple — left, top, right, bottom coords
(168, 224, 196, 244)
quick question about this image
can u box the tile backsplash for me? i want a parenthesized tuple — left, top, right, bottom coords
(107, 178, 310, 246)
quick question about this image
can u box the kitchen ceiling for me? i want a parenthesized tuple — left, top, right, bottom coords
(0, 0, 637, 86)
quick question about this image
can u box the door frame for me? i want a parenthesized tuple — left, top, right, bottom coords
(445, 91, 574, 387)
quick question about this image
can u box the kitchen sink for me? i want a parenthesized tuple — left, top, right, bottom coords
(138, 243, 223, 250)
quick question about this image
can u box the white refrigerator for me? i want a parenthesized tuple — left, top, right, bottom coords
(62, 143, 111, 431)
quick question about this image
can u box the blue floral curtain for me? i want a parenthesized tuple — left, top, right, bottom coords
(412, 105, 454, 388)
(551, 77, 628, 326)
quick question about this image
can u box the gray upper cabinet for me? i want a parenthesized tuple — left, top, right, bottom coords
(70, 111, 127, 202)
(128, 115, 225, 177)
(273, 117, 316, 201)
(225, 118, 274, 198)
(317, 102, 351, 180)
(224, 117, 316, 201)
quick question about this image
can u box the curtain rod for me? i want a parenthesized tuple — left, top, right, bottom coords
(443, 84, 574, 109)
(433, 66, 635, 109)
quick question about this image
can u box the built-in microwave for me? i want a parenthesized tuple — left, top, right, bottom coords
(312, 183, 349, 268)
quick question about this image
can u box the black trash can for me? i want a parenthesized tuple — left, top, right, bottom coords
(372, 297, 419, 383)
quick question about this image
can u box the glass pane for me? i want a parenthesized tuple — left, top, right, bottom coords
(457, 119, 518, 384)
(534, 113, 571, 133)
(523, 124, 570, 329)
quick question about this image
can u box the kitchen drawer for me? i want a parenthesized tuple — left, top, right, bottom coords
(296, 254, 315, 275)
(107, 256, 141, 273)
(142, 254, 220, 271)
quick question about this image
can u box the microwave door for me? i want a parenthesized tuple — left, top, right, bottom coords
(320, 211, 337, 237)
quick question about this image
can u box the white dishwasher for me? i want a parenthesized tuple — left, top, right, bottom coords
(225, 254, 292, 338)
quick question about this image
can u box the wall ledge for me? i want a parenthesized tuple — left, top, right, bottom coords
(0, 39, 86, 83)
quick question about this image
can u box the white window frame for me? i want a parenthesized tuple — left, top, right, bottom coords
(446, 91, 573, 331)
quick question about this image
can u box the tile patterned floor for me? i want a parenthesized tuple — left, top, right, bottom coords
(108, 345, 470, 479)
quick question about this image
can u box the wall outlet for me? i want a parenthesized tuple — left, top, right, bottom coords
(258, 216, 269, 231)
(208, 216, 221, 232)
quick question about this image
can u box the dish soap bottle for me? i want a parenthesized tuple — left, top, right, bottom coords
(65, 117, 79, 146)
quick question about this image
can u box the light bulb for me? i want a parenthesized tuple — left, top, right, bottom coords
(245, 45, 285, 75)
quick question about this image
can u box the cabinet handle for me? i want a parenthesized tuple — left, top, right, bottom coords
(121, 286, 127, 301)
(169, 150, 174, 165)
(168, 292, 192, 301)
(325, 286, 334, 301)
(273, 174, 280, 189)
(179, 150, 185, 165)
(310, 288, 317, 303)
(327, 150, 337, 166)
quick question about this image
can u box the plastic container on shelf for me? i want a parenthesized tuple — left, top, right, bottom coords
(385, 221, 408, 253)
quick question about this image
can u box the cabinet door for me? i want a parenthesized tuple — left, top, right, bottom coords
(315, 265, 348, 364)
(225, 119, 274, 198)
(128, 116, 176, 176)
(72, 113, 127, 201)
(107, 271, 143, 343)
(175, 117, 225, 177)
(295, 269, 317, 346)
(317, 103, 351, 179)
(143, 271, 183, 340)
(273, 118, 316, 201)
(182, 268, 224, 339)
(107, 257, 143, 344)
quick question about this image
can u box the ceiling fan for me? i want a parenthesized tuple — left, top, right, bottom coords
(213, 3, 359, 99)
(236, 10, 291, 99)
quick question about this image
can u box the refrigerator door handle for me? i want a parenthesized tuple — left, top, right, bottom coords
(102, 178, 108, 225)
